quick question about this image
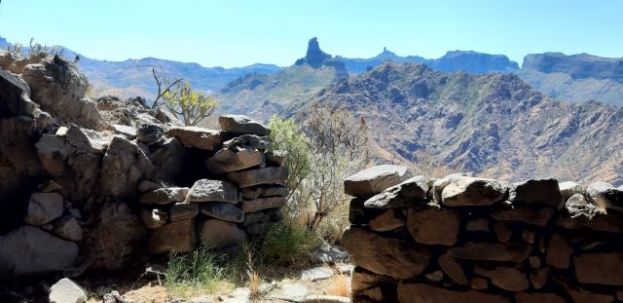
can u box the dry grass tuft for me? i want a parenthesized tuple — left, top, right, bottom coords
(325, 273, 351, 297)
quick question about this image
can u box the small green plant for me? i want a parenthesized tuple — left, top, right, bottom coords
(267, 115, 312, 199)
(163, 81, 219, 126)
(259, 222, 320, 266)
(166, 247, 236, 298)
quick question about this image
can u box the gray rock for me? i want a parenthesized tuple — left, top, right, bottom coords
(559, 181, 586, 200)
(587, 181, 623, 212)
(200, 203, 244, 223)
(0, 226, 78, 276)
(52, 215, 83, 241)
(187, 179, 239, 203)
(170, 202, 199, 221)
(22, 57, 102, 129)
(407, 207, 460, 245)
(266, 150, 288, 166)
(341, 226, 431, 279)
(222, 134, 269, 150)
(344, 165, 411, 198)
(139, 187, 189, 205)
(168, 126, 222, 150)
(310, 241, 349, 264)
(301, 267, 334, 282)
(219, 114, 269, 136)
(241, 185, 288, 200)
(98, 136, 154, 199)
(369, 209, 405, 232)
(24, 192, 64, 226)
(112, 124, 137, 140)
(441, 176, 507, 207)
(364, 176, 428, 208)
(205, 148, 263, 174)
(200, 219, 247, 249)
(508, 179, 562, 207)
(148, 220, 196, 254)
(136, 123, 163, 145)
(141, 208, 168, 229)
(226, 166, 288, 188)
(241, 197, 286, 213)
(49, 278, 87, 303)
(564, 193, 606, 219)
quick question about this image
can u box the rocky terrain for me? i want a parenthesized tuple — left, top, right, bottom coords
(341, 164, 623, 302)
(0, 50, 299, 302)
(310, 62, 623, 184)
(519, 53, 623, 105)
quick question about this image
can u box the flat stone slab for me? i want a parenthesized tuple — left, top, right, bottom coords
(219, 114, 270, 136)
(301, 267, 334, 282)
(187, 179, 238, 203)
(226, 166, 288, 188)
(364, 176, 429, 209)
(168, 126, 221, 151)
(344, 165, 411, 198)
(201, 202, 245, 223)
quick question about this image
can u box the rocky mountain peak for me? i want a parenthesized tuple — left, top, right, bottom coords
(295, 38, 347, 75)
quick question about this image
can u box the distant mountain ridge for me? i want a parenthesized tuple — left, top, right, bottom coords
(1, 35, 622, 105)
(311, 62, 623, 184)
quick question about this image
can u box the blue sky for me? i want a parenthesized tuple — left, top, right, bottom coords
(0, 0, 621, 67)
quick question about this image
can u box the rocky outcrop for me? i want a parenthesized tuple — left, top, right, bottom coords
(294, 37, 347, 75)
(0, 52, 289, 279)
(343, 165, 623, 303)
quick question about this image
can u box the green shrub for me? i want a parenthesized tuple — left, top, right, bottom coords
(267, 115, 311, 198)
(259, 222, 320, 266)
(166, 247, 236, 298)
(163, 81, 219, 126)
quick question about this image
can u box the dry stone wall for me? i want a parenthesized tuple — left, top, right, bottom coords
(0, 54, 288, 278)
(342, 165, 623, 303)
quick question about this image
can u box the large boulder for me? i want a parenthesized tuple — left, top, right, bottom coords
(364, 176, 429, 209)
(226, 166, 288, 188)
(0, 68, 35, 116)
(167, 126, 222, 151)
(205, 148, 263, 174)
(341, 227, 431, 279)
(187, 179, 239, 203)
(36, 126, 105, 202)
(440, 176, 507, 207)
(21, 56, 102, 129)
(49, 278, 87, 303)
(51, 215, 83, 242)
(0, 226, 78, 277)
(148, 219, 196, 254)
(407, 207, 460, 246)
(98, 136, 155, 199)
(508, 179, 562, 207)
(23, 192, 64, 226)
(491, 207, 554, 227)
(219, 114, 269, 136)
(199, 219, 247, 249)
(344, 165, 411, 198)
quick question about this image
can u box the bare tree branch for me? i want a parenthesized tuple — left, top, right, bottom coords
(151, 68, 183, 109)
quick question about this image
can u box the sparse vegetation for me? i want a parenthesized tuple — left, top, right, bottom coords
(165, 248, 237, 298)
(162, 81, 219, 126)
(259, 222, 320, 266)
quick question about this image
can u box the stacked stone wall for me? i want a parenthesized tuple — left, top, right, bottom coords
(342, 165, 623, 303)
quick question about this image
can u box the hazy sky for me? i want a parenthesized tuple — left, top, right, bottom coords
(0, 0, 621, 67)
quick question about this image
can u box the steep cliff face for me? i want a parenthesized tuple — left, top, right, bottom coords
(312, 62, 623, 184)
(294, 37, 348, 76)
(518, 53, 623, 105)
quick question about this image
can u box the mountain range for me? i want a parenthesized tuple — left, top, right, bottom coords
(3, 35, 621, 106)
